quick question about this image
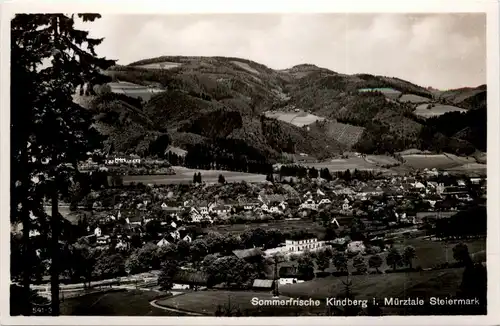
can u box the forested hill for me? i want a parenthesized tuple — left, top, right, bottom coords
(81, 56, 486, 163)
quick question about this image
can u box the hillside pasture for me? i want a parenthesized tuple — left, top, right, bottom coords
(446, 163, 487, 176)
(364, 155, 400, 166)
(321, 121, 365, 147)
(399, 94, 430, 103)
(413, 104, 467, 118)
(264, 110, 325, 127)
(306, 157, 385, 172)
(401, 154, 461, 170)
(123, 167, 266, 185)
(442, 153, 477, 165)
(231, 60, 261, 75)
(109, 81, 165, 102)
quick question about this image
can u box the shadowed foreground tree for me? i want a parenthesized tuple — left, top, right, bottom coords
(402, 246, 417, 269)
(368, 254, 383, 273)
(386, 247, 403, 271)
(11, 13, 114, 315)
(158, 260, 180, 291)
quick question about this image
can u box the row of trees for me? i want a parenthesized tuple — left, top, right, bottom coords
(278, 165, 333, 181)
(295, 245, 417, 278)
(277, 165, 378, 182)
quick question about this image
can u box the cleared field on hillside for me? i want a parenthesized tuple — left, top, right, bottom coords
(61, 289, 177, 316)
(321, 121, 365, 147)
(109, 81, 165, 102)
(134, 62, 182, 70)
(446, 163, 487, 175)
(443, 153, 477, 165)
(364, 155, 400, 166)
(401, 154, 461, 169)
(123, 167, 266, 185)
(264, 111, 325, 127)
(306, 157, 385, 172)
(413, 104, 467, 118)
(399, 94, 430, 103)
(231, 61, 260, 75)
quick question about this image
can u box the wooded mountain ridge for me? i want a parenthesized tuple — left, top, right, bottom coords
(80, 55, 486, 164)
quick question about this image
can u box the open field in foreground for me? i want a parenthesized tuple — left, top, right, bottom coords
(288, 236, 485, 276)
(335, 237, 486, 273)
(60, 289, 178, 316)
(392, 237, 486, 269)
(157, 290, 321, 316)
(414, 104, 467, 118)
(280, 267, 465, 301)
(124, 167, 266, 185)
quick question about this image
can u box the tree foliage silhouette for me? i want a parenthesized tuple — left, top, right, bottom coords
(11, 13, 114, 315)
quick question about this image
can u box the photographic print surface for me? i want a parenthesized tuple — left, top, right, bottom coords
(8, 11, 489, 319)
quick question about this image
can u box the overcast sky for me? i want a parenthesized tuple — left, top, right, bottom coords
(79, 13, 486, 90)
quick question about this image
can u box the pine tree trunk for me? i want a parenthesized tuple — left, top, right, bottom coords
(50, 177, 60, 315)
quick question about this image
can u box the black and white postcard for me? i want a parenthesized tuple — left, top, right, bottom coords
(1, 1, 499, 325)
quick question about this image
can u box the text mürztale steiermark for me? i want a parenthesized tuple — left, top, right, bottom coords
(327, 297, 481, 307)
(251, 297, 481, 308)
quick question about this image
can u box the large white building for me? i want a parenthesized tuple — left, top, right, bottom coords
(264, 238, 331, 257)
(105, 156, 141, 165)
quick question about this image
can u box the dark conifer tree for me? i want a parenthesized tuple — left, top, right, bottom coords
(11, 13, 114, 315)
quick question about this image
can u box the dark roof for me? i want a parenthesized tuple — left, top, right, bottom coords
(172, 270, 208, 285)
(232, 248, 264, 259)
